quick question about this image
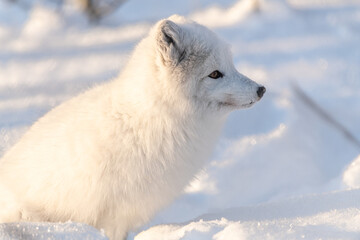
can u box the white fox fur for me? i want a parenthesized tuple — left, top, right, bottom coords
(0, 15, 265, 239)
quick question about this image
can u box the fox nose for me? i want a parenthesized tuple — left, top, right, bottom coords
(257, 86, 266, 98)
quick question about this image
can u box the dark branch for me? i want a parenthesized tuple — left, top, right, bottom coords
(292, 83, 360, 151)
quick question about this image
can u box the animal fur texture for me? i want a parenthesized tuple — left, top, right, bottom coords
(0, 15, 265, 240)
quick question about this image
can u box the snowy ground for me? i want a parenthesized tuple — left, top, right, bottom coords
(1, 0, 360, 239)
(0, 222, 108, 240)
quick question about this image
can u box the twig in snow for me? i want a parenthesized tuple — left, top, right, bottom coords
(292, 83, 360, 151)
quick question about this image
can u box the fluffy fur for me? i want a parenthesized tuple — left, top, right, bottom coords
(0, 15, 265, 239)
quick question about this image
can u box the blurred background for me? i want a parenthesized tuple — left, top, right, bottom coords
(0, 0, 360, 236)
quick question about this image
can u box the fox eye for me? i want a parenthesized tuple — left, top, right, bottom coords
(208, 70, 223, 79)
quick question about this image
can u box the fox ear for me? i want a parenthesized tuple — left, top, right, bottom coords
(157, 20, 186, 66)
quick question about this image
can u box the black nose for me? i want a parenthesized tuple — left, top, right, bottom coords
(257, 86, 266, 98)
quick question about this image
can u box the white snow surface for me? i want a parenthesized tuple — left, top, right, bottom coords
(0, 222, 109, 240)
(136, 189, 360, 240)
(1, 0, 360, 239)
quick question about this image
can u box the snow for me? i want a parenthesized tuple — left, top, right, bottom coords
(1, 0, 360, 239)
(189, 0, 259, 28)
(0, 222, 109, 240)
(343, 155, 360, 189)
(136, 189, 360, 239)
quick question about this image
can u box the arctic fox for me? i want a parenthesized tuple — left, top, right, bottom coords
(0, 15, 265, 239)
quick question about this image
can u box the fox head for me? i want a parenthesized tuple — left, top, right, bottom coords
(133, 15, 265, 115)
